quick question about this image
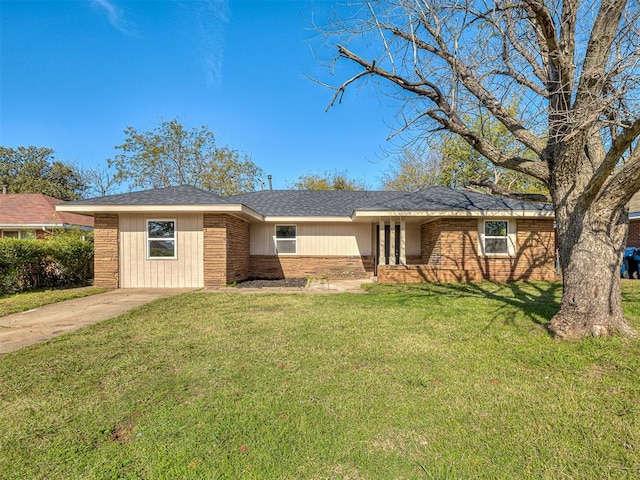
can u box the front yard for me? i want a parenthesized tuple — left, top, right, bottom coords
(1, 281, 639, 479)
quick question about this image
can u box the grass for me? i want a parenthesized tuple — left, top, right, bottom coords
(0, 286, 110, 317)
(1, 281, 639, 479)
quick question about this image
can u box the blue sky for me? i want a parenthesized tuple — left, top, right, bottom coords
(1, 0, 404, 191)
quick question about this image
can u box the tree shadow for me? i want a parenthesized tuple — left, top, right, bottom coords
(370, 280, 562, 333)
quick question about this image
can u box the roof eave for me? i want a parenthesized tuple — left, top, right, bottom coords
(55, 203, 264, 221)
(351, 209, 555, 219)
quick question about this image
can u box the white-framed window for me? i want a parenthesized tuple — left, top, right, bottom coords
(275, 225, 296, 254)
(1, 230, 36, 239)
(481, 220, 515, 256)
(147, 219, 176, 259)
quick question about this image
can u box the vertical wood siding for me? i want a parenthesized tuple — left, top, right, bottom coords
(119, 213, 203, 288)
(250, 222, 373, 256)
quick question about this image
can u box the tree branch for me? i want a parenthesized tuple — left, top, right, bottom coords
(467, 178, 551, 203)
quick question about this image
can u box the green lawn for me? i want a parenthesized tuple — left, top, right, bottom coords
(1, 281, 639, 479)
(0, 286, 110, 317)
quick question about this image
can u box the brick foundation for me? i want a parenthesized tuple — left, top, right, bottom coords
(249, 255, 374, 279)
(204, 214, 250, 288)
(378, 265, 482, 283)
(94, 214, 119, 288)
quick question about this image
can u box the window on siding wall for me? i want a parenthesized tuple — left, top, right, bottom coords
(147, 220, 176, 258)
(275, 225, 296, 254)
(2, 230, 36, 239)
(483, 221, 509, 254)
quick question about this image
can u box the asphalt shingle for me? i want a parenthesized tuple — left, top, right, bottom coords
(227, 190, 405, 216)
(62, 185, 229, 206)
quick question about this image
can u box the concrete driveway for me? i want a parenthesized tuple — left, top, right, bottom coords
(0, 289, 195, 354)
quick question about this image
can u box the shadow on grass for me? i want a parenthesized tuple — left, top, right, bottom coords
(366, 281, 562, 332)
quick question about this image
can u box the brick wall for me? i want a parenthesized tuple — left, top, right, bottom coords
(628, 220, 640, 247)
(249, 255, 374, 279)
(94, 214, 119, 288)
(203, 214, 250, 288)
(378, 265, 482, 283)
(391, 217, 557, 283)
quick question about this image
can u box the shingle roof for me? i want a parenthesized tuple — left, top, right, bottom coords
(359, 186, 553, 212)
(62, 185, 229, 206)
(0, 194, 94, 227)
(229, 186, 551, 216)
(227, 190, 405, 216)
(60, 185, 552, 217)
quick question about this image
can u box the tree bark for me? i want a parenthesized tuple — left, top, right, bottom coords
(549, 198, 637, 339)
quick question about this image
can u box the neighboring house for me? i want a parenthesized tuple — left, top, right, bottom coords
(56, 185, 556, 288)
(0, 193, 94, 239)
(628, 192, 640, 246)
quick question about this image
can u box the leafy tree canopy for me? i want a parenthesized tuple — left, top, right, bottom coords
(381, 147, 442, 192)
(108, 119, 263, 196)
(0, 146, 86, 200)
(292, 170, 367, 190)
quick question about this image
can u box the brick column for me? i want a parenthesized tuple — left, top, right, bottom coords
(94, 214, 119, 288)
(203, 214, 250, 288)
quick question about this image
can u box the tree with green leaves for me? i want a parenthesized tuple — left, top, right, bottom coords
(293, 170, 367, 190)
(326, 0, 640, 339)
(0, 146, 86, 200)
(437, 113, 548, 200)
(108, 119, 263, 196)
(381, 147, 441, 191)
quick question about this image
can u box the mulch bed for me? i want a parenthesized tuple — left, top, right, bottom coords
(235, 278, 307, 288)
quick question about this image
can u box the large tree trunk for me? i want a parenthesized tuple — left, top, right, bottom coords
(549, 201, 638, 339)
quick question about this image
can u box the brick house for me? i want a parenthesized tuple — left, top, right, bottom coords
(56, 185, 557, 288)
(628, 192, 640, 247)
(0, 193, 94, 239)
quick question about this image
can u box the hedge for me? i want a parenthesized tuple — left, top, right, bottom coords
(0, 232, 94, 295)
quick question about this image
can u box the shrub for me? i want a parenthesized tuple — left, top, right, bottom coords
(0, 231, 94, 295)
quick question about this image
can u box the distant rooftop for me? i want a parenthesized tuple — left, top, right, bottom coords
(0, 193, 94, 228)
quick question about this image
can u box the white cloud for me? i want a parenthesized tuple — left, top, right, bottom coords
(93, 0, 132, 34)
(191, 0, 230, 87)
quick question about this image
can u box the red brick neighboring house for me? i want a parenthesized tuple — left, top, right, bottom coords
(0, 193, 94, 239)
(57, 185, 557, 288)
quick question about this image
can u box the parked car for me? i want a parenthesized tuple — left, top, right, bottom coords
(621, 247, 640, 279)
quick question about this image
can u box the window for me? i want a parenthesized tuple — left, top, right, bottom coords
(483, 221, 509, 254)
(147, 220, 176, 258)
(275, 225, 296, 254)
(2, 230, 36, 239)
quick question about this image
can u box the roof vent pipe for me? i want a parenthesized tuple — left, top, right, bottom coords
(267, 175, 273, 190)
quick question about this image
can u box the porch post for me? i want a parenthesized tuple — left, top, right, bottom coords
(379, 218, 386, 265)
(400, 219, 406, 265)
(389, 218, 396, 265)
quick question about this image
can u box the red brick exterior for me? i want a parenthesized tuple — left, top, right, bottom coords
(203, 214, 250, 288)
(94, 214, 119, 288)
(628, 220, 640, 247)
(380, 218, 557, 283)
(249, 255, 375, 279)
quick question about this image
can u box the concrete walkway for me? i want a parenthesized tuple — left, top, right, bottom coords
(0, 279, 373, 355)
(0, 289, 194, 354)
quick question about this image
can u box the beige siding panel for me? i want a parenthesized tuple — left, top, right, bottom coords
(405, 223, 421, 256)
(249, 223, 274, 255)
(630, 192, 640, 215)
(250, 222, 372, 256)
(119, 213, 203, 288)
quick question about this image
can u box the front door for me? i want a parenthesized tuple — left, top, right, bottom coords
(375, 224, 401, 273)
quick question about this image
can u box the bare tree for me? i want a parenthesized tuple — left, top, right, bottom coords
(82, 164, 120, 198)
(323, 0, 640, 339)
